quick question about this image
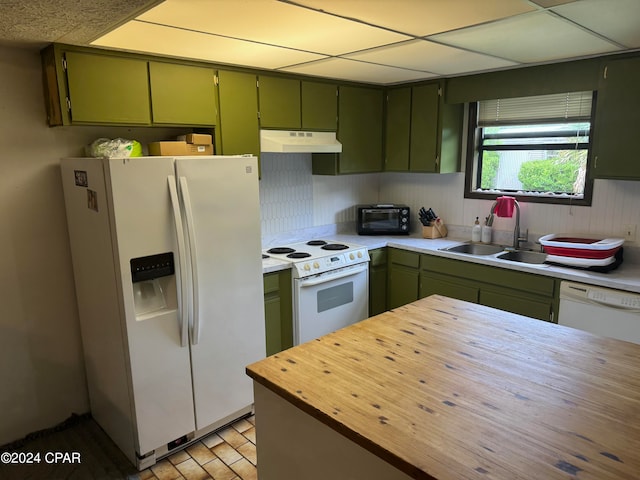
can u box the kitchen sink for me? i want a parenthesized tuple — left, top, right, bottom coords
(441, 243, 505, 256)
(496, 250, 548, 265)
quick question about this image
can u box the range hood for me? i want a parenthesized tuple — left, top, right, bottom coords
(260, 130, 342, 153)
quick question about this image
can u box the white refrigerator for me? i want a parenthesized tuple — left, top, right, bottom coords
(60, 155, 266, 469)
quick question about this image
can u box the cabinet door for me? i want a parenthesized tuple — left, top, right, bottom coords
(369, 248, 388, 316)
(385, 87, 411, 171)
(149, 62, 218, 126)
(218, 70, 260, 157)
(592, 56, 640, 180)
(302, 81, 337, 131)
(387, 249, 420, 309)
(338, 85, 384, 173)
(263, 271, 293, 356)
(258, 76, 301, 129)
(410, 83, 440, 172)
(388, 265, 419, 309)
(65, 51, 151, 125)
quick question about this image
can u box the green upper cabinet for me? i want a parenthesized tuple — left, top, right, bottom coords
(415, 83, 463, 173)
(592, 56, 640, 180)
(149, 62, 218, 126)
(312, 85, 384, 175)
(64, 51, 151, 125)
(384, 82, 462, 173)
(218, 70, 260, 157)
(301, 81, 338, 131)
(410, 83, 441, 172)
(258, 75, 301, 129)
(384, 87, 411, 171)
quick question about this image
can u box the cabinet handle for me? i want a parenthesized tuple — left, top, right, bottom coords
(603, 66, 608, 80)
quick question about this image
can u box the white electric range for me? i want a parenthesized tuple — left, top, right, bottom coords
(263, 240, 370, 345)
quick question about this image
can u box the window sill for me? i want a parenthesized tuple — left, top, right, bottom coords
(464, 190, 592, 206)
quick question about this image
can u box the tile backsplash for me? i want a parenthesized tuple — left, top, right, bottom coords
(259, 153, 378, 242)
(260, 153, 640, 246)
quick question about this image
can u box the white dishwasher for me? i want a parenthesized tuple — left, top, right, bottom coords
(559, 281, 640, 344)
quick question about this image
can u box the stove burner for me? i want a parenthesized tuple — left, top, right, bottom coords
(307, 240, 327, 246)
(287, 252, 311, 259)
(267, 247, 295, 255)
(262, 254, 269, 259)
(321, 243, 349, 251)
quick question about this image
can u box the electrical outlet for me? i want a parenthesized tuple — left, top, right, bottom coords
(623, 224, 637, 242)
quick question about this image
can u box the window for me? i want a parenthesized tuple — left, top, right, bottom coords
(465, 91, 595, 205)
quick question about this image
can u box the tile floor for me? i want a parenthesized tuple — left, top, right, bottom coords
(136, 416, 257, 480)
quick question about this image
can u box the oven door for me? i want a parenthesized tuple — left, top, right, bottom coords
(293, 263, 369, 345)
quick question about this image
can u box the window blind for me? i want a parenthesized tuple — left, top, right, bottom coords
(478, 91, 593, 126)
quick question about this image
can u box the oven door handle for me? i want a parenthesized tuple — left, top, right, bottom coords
(299, 263, 368, 287)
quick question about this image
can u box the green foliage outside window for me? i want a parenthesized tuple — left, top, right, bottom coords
(518, 157, 581, 193)
(480, 151, 499, 189)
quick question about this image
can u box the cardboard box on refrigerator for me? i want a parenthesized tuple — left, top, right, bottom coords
(177, 133, 212, 145)
(186, 143, 214, 155)
(148, 141, 188, 156)
(148, 140, 213, 156)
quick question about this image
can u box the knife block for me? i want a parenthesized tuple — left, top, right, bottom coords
(422, 222, 448, 239)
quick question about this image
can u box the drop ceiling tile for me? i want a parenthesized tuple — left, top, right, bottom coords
(291, 0, 537, 36)
(92, 21, 326, 69)
(280, 58, 436, 84)
(431, 11, 621, 64)
(552, 0, 640, 48)
(530, 0, 578, 6)
(135, 0, 411, 56)
(345, 39, 519, 75)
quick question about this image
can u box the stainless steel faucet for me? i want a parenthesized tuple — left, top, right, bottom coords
(490, 199, 528, 250)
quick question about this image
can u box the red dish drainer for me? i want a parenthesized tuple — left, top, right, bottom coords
(539, 234, 624, 259)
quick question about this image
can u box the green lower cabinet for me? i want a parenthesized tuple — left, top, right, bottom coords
(368, 248, 388, 316)
(263, 270, 293, 356)
(387, 248, 420, 310)
(420, 254, 557, 322)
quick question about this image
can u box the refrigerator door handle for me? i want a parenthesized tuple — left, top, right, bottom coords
(168, 176, 190, 348)
(179, 176, 201, 345)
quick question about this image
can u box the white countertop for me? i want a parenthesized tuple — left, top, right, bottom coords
(262, 232, 640, 294)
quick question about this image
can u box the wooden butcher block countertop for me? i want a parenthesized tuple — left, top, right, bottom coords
(246, 295, 640, 480)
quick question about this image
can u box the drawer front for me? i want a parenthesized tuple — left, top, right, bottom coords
(369, 247, 387, 267)
(389, 248, 420, 269)
(263, 272, 280, 294)
(480, 289, 552, 322)
(421, 255, 555, 297)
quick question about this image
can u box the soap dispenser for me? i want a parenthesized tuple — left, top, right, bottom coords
(472, 217, 482, 242)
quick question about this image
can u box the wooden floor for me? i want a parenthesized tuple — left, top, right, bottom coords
(0, 414, 257, 480)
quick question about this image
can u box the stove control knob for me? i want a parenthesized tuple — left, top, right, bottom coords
(304, 263, 311, 271)
(357, 251, 363, 258)
(349, 253, 355, 260)
(313, 261, 320, 269)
